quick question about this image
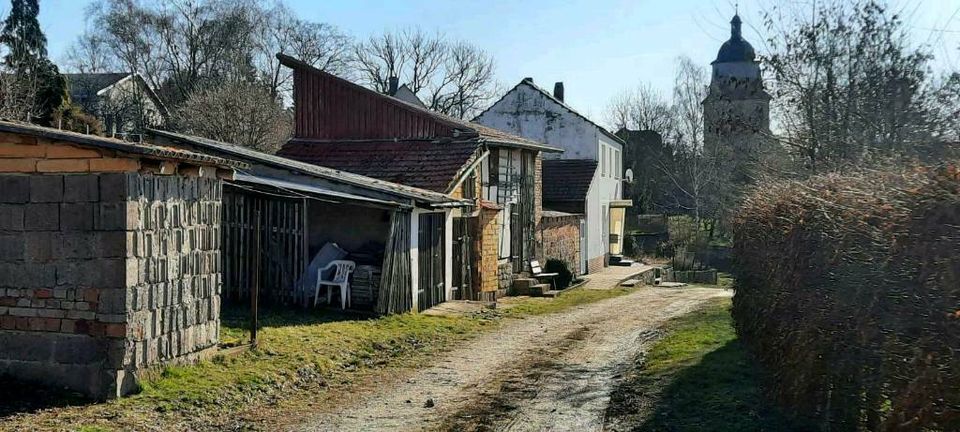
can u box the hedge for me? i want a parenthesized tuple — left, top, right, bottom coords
(731, 165, 960, 431)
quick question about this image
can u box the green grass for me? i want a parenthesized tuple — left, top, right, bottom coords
(607, 297, 798, 432)
(3, 286, 637, 431)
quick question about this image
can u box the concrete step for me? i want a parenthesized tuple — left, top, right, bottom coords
(620, 278, 641, 287)
(529, 283, 552, 297)
(511, 278, 538, 295)
(612, 258, 635, 266)
(543, 289, 563, 298)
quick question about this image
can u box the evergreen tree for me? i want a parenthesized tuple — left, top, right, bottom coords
(0, 0, 67, 124)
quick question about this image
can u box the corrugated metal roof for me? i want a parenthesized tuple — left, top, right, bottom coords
(148, 128, 463, 205)
(0, 121, 244, 168)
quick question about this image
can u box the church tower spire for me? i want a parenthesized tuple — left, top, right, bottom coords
(702, 13, 772, 184)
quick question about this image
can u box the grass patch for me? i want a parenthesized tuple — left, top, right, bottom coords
(2, 286, 636, 431)
(606, 297, 798, 432)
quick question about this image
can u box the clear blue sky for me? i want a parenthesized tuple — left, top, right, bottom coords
(32, 0, 960, 123)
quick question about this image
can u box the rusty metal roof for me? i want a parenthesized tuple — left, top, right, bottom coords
(0, 120, 245, 168)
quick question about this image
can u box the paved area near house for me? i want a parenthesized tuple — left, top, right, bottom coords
(297, 271, 728, 432)
(581, 263, 656, 290)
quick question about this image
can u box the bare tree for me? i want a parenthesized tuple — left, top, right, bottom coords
(604, 83, 675, 137)
(257, 2, 351, 100)
(351, 27, 498, 119)
(762, 0, 938, 171)
(172, 80, 291, 153)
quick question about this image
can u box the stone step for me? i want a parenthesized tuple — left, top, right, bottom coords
(543, 289, 563, 298)
(510, 278, 538, 295)
(529, 283, 552, 297)
(620, 278, 641, 287)
(612, 258, 635, 266)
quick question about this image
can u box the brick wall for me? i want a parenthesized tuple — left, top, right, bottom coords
(476, 204, 501, 299)
(587, 255, 605, 274)
(0, 135, 223, 399)
(540, 213, 582, 277)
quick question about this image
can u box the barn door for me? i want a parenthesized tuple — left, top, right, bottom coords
(417, 213, 446, 311)
(452, 216, 475, 300)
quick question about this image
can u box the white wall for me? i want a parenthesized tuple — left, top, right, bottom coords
(476, 84, 598, 160)
(588, 131, 623, 261)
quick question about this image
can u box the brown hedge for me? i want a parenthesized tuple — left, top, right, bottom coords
(731, 165, 960, 431)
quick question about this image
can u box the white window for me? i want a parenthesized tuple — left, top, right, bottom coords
(601, 145, 607, 177)
(614, 149, 620, 179)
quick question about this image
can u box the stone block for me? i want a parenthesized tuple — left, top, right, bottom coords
(36, 159, 90, 173)
(23, 232, 54, 262)
(0, 176, 30, 203)
(8, 307, 37, 317)
(24, 203, 58, 231)
(0, 234, 22, 260)
(63, 175, 99, 202)
(0, 331, 53, 361)
(60, 202, 94, 231)
(0, 263, 56, 288)
(0, 158, 37, 172)
(89, 158, 139, 173)
(58, 232, 98, 258)
(99, 231, 126, 258)
(29, 175, 63, 202)
(94, 202, 127, 231)
(99, 173, 129, 202)
(53, 335, 104, 364)
(46, 145, 101, 159)
(66, 310, 96, 320)
(0, 204, 24, 230)
(37, 308, 66, 318)
(0, 143, 45, 158)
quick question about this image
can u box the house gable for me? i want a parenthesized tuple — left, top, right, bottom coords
(475, 80, 624, 160)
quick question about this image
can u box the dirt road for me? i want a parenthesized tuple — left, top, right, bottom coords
(297, 286, 731, 432)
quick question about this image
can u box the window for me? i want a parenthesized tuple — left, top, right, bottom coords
(601, 145, 607, 177)
(614, 149, 620, 179)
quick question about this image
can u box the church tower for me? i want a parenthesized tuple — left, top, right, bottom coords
(703, 14, 771, 181)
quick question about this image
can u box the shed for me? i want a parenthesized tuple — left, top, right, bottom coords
(0, 121, 243, 399)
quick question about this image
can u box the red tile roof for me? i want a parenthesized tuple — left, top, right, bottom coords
(542, 159, 598, 202)
(278, 139, 481, 193)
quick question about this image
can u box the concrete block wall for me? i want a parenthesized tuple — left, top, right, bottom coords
(0, 151, 223, 398)
(540, 214, 582, 277)
(124, 174, 222, 373)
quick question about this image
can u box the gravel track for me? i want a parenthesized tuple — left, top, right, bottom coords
(298, 286, 732, 432)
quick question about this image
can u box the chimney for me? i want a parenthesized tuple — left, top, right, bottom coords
(387, 76, 399, 95)
(522, 77, 534, 84)
(553, 82, 564, 102)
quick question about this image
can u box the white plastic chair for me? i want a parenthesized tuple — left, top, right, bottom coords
(314, 260, 356, 309)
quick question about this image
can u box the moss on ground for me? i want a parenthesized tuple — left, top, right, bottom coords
(1, 286, 635, 431)
(606, 297, 798, 432)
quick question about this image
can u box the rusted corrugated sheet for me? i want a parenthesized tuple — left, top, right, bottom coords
(291, 65, 458, 141)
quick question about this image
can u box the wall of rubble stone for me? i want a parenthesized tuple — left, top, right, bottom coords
(539, 212, 582, 276)
(0, 168, 222, 399)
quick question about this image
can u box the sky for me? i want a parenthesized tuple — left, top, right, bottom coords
(31, 0, 960, 125)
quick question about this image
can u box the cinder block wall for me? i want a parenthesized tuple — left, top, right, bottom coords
(540, 214, 582, 277)
(0, 135, 223, 399)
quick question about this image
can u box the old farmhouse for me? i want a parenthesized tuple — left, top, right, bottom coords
(474, 78, 631, 274)
(274, 54, 575, 302)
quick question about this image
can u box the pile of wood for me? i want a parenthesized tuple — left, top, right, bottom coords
(351, 265, 382, 308)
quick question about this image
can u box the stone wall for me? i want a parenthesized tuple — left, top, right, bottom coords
(476, 204, 501, 301)
(539, 213, 582, 276)
(0, 161, 222, 398)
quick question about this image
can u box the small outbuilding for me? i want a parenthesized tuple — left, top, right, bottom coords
(0, 121, 243, 399)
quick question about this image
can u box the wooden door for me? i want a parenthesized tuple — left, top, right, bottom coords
(417, 213, 446, 311)
(452, 216, 475, 300)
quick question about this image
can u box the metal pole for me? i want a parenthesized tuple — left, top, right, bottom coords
(251, 209, 261, 347)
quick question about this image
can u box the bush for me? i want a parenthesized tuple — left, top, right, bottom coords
(544, 259, 573, 289)
(731, 164, 960, 432)
(52, 104, 103, 135)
